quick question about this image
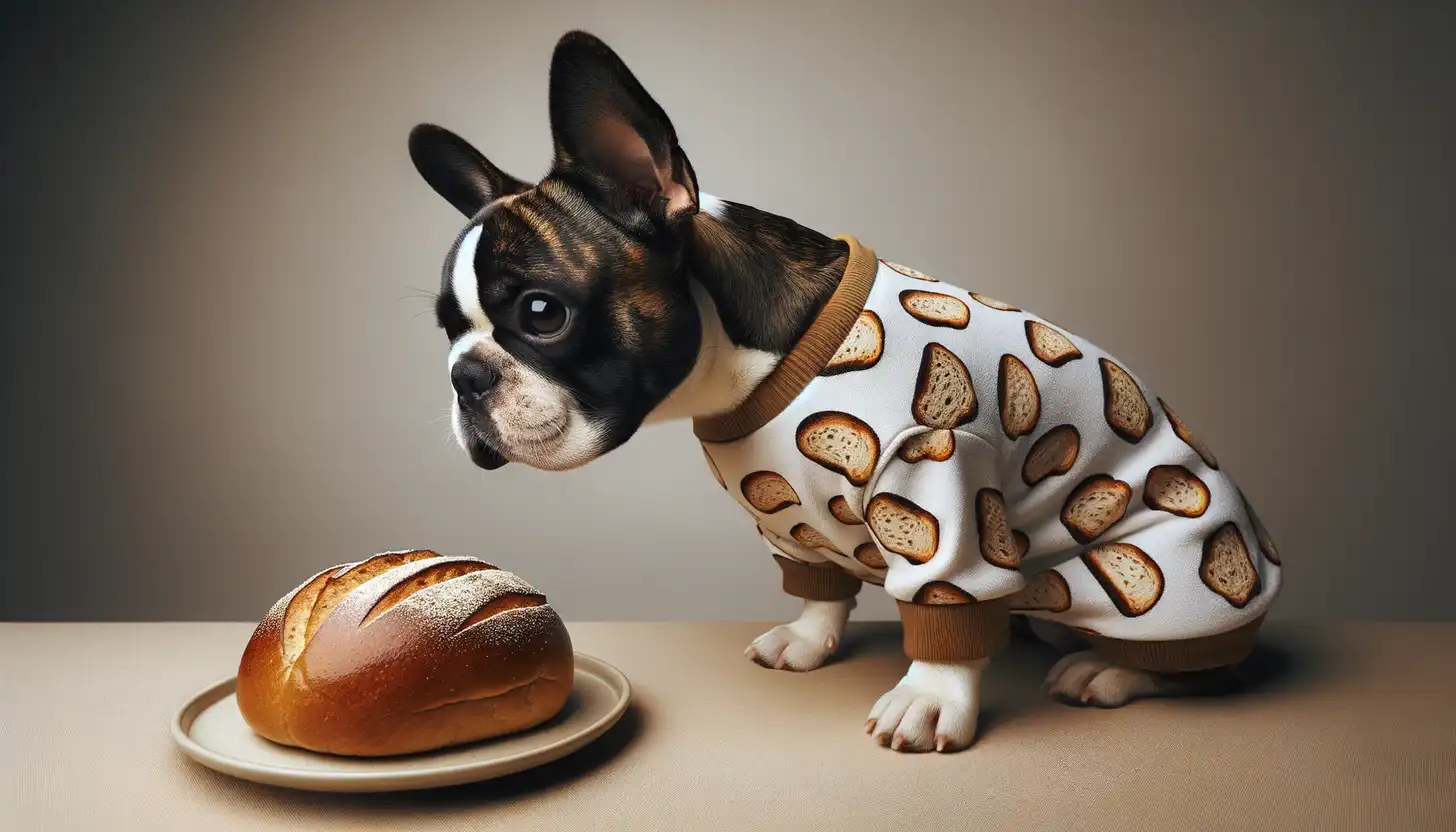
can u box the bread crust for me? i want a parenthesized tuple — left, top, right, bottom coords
(828, 495, 864, 525)
(821, 310, 884, 376)
(701, 445, 726, 489)
(1158, 397, 1219, 469)
(971, 293, 1020, 311)
(740, 470, 801, 513)
(976, 488, 1022, 570)
(236, 551, 573, 757)
(913, 581, 975, 605)
(1021, 424, 1080, 486)
(1201, 522, 1262, 608)
(795, 411, 881, 486)
(1143, 464, 1211, 518)
(866, 492, 940, 564)
(1008, 570, 1071, 613)
(912, 343, 977, 429)
(1060, 474, 1132, 544)
(1100, 358, 1151, 443)
(1238, 489, 1281, 565)
(998, 354, 1041, 439)
(791, 522, 845, 555)
(881, 258, 939, 282)
(1081, 543, 1164, 617)
(896, 429, 956, 463)
(899, 290, 970, 329)
(853, 541, 888, 570)
(1025, 320, 1083, 367)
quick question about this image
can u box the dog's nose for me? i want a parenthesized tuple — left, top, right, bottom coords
(451, 358, 499, 410)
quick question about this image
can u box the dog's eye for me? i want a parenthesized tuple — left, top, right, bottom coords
(519, 292, 570, 338)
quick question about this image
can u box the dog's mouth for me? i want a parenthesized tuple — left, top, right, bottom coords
(459, 411, 585, 472)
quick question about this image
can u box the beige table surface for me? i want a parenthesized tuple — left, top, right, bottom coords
(2, 620, 1453, 831)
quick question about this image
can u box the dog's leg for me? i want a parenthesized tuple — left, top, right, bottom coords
(866, 658, 987, 753)
(1044, 652, 1243, 707)
(746, 597, 855, 672)
(1027, 617, 1088, 654)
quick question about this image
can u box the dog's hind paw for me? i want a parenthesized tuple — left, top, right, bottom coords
(1044, 650, 1236, 707)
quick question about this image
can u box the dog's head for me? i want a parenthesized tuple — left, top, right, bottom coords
(410, 32, 703, 471)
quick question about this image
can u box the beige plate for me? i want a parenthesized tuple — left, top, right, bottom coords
(171, 652, 631, 793)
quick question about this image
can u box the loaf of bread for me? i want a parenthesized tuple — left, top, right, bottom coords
(975, 488, 1021, 570)
(866, 492, 939, 564)
(791, 522, 844, 555)
(1008, 570, 1071, 613)
(998, 354, 1041, 439)
(913, 343, 977, 429)
(828, 495, 864, 525)
(822, 310, 884, 376)
(236, 550, 573, 757)
(1025, 321, 1083, 367)
(970, 292, 1019, 311)
(853, 541, 888, 569)
(1158, 397, 1220, 470)
(740, 470, 801, 513)
(897, 429, 956, 463)
(899, 290, 970, 329)
(796, 411, 881, 486)
(913, 581, 974, 604)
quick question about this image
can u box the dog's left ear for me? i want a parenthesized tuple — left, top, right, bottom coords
(547, 31, 698, 224)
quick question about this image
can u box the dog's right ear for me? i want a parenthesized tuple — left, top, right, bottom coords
(408, 124, 530, 218)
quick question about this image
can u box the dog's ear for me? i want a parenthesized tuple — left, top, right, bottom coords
(547, 31, 698, 223)
(409, 124, 530, 218)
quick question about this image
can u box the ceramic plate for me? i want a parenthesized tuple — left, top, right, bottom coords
(171, 652, 630, 793)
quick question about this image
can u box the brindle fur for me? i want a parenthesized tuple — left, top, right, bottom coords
(414, 30, 847, 465)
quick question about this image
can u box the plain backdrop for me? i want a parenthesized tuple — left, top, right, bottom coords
(2, 1, 1452, 622)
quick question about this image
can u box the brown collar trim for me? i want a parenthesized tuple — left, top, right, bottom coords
(692, 235, 878, 443)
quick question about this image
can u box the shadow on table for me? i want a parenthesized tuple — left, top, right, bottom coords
(206, 701, 646, 812)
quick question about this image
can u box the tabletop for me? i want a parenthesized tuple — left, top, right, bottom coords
(3, 620, 1453, 831)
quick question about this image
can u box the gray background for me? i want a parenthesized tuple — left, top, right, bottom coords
(3, 1, 1452, 622)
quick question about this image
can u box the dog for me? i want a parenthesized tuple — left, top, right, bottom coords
(407, 30, 1281, 753)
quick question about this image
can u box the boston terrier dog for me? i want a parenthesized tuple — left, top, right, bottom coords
(408, 31, 1280, 753)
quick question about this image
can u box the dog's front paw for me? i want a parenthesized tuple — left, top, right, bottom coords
(866, 659, 987, 753)
(745, 599, 852, 672)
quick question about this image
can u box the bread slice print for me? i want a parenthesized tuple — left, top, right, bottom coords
(998, 354, 1041, 439)
(796, 411, 881, 487)
(1144, 464, 1211, 517)
(701, 445, 726, 489)
(897, 429, 956, 464)
(866, 492, 939, 564)
(1013, 530, 1030, 560)
(1061, 475, 1132, 544)
(1158, 398, 1219, 469)
(976, 488, 1021, 570)
(1239, 490, 1281, 565)
(1100, 358, 1151, 443)
(913, 343, 977, 429)
(899, 290, 970, 329)
(1025, 321, 1083, 367)
(1008, 570, 1071, 613)
(740, 471, 800, 513)
(1021, 424, 1080, 487)
(913, 581, 974, 605)
(1201, 522, 1261, 607)
(971, 293, 1020, 311)
(822, 310, 884, 376)
(828, 495, 864, 525)
(1081, 543, 1164, 617)
(853, 542, 887, 570)
(791, 523, 845, 556)
(881, 259, 939, 282)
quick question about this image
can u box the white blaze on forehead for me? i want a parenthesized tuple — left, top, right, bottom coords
(450, 224, 491, 333)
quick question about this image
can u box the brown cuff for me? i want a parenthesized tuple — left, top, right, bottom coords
(773, 554, 863, 601)
(896, 596, 1011, 662)
(1082, 614, 1266, 673)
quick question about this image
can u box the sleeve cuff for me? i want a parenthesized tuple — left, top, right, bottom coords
(896, 596, 1011, 661)
(773, 554, 863, 601)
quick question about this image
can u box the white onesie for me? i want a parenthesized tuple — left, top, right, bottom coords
(695, 236, 1280, 671)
